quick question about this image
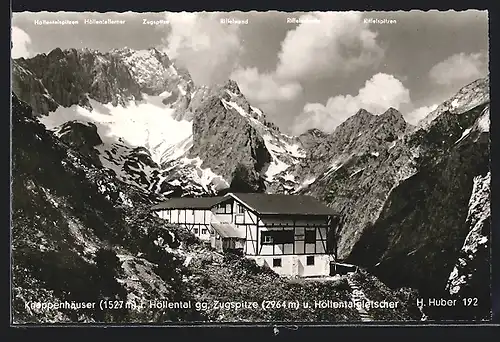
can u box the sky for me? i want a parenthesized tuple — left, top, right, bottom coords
(11, 10, 489, 135)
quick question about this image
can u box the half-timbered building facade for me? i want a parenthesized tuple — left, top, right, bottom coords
(151, 193, 339, 277)
(151, 196, 225, 241)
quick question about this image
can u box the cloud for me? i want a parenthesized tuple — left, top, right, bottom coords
(429, 52, 488, 86)
(230, 12, 383, 110)
(231, 67, 302, 103)
(276, 11, 384, 81)
(405, 104, 439, 125)
(162, 12, 243, 85)
(293, 73, 411, 134)
(11, 26, 33, 58)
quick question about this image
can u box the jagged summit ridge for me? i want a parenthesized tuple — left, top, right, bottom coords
(417, 76, 489, 129)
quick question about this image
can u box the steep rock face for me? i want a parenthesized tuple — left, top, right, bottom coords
(54, 121, 103, 165)
(444, 171, 490, 320)
(111, 47, 195, 117)
(297, 128, 330, 151)
(228, 163, 267, 193)
(295, 108, 410, 240)
(12, 61, 60, 115)
(13, 48, 142, 113)
(189, 92, 272, 184)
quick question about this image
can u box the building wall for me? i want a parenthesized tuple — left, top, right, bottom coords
(257, 223, 328, 256)
(155, 208, 213, 241)
(212, 197, 330, 259)
(155, 196, 335, 277)
(247, 254, 330, 277)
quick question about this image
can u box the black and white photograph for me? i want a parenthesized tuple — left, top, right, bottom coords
(10, 10, 491, 324)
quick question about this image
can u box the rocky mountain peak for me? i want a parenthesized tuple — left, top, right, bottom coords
(376, 107, 407, 135)
(301, 127, 329, 139)
(47, 47, 64, 59)
(297, 128, 330, 149)
(330, 108, 375, 139)
(222, 79, 242, 95)
(355, 108, 373, 116)
(380, 107, 404, 121)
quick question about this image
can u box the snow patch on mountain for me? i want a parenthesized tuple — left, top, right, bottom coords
(180, 156, 230, 191)
(251, 106, 263, 117)
(477, 106, 490, 133)
(350, 168, 366, 178)
(162, 135, 194, 162)
(221, 99, 248, 118)
(455, 128, 472, 145)
(265, 158, 290, 180)
(324, 159, 344, 177)
(177, 84, 187, 96)
(39, 96, 192, 165)
(161, 155, 230, 196)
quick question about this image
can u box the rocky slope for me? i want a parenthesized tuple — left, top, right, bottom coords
(12, 93, 416, 323)
(301, 78, 490, 320)
(444, 171, 491, 320)
(292, 107, 409, 192)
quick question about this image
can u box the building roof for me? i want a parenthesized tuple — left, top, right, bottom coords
(211, 222, 246, 239)
(151, 193, 337, 216)
(151, 196, 226, 210)
(228, 193, 337, 216)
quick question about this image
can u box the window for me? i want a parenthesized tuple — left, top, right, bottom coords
(262, 234, 273, 244)
(306, 256, 315, 266)
(261, 230, 294, 245)
(273, 258, 282, 267)
(305, 229, 316, 243)
(215, 202, 232, 214)
(202, 229, 208, 234)
(194, 228, 199, 234)
(237, 204, 245, 214)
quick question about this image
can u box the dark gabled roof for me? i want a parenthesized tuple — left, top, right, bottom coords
(151, 196, 226, 210)
(151, 193, 337, 216)
(228, 193, 337, 216)
(211, 222, 246, 239)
